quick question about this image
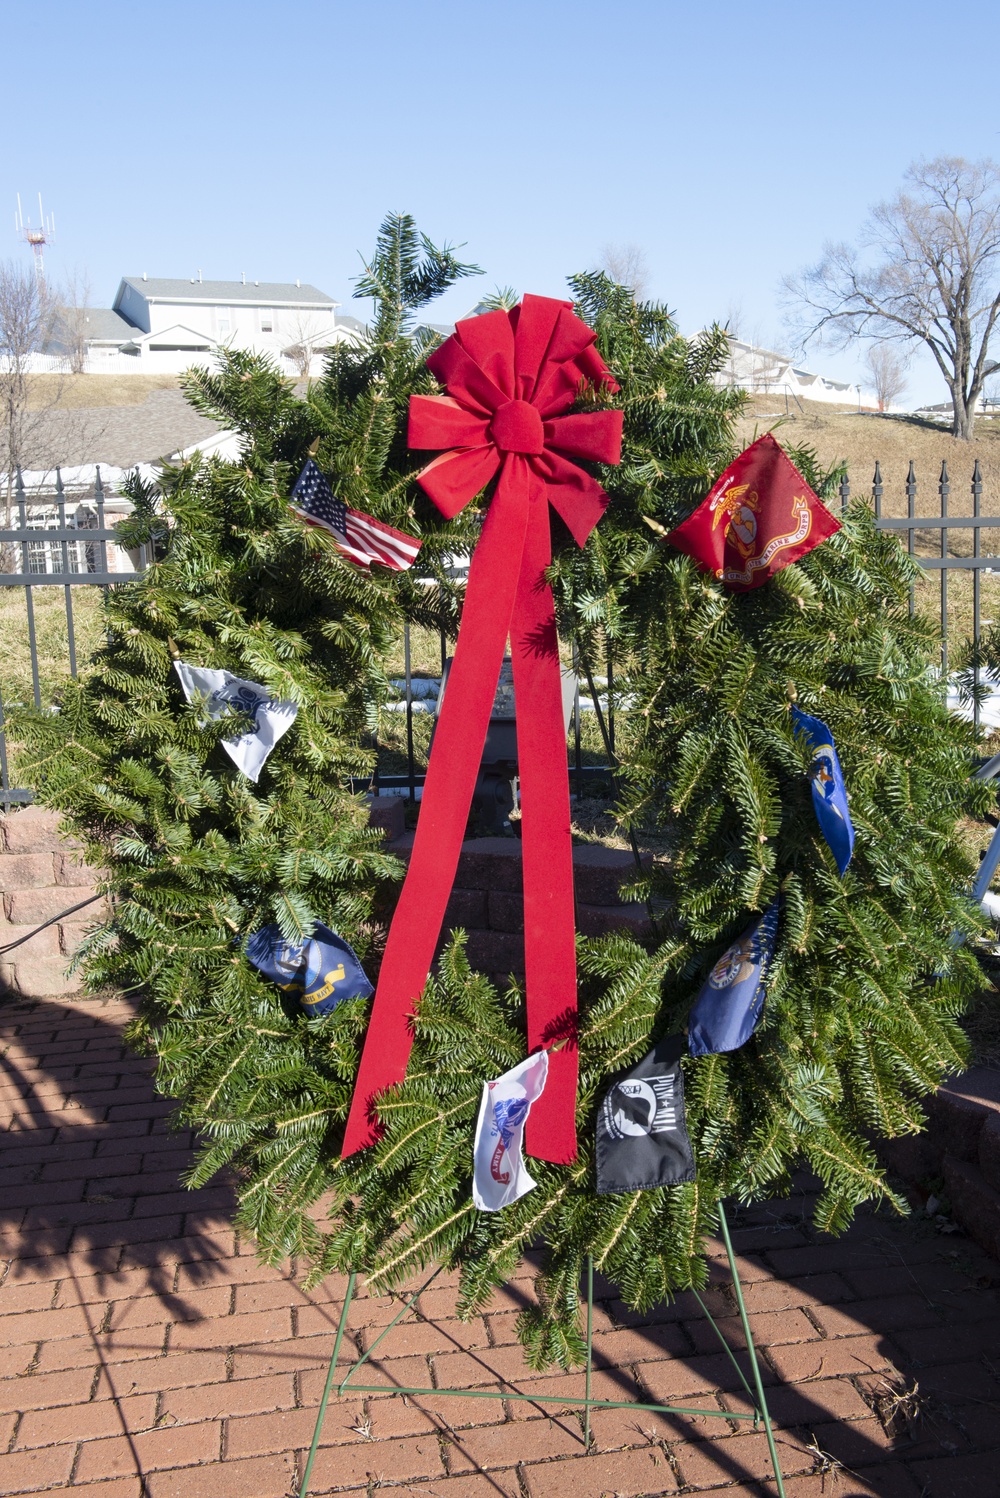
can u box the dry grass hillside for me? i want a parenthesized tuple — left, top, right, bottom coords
(26, 373, 180, 410)
(737, 397, 1000, 515)
(31, 380, 999, 503)
(736, 397, 1000, 657)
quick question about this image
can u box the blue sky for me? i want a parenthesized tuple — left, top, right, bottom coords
(4, 0, 999, 405)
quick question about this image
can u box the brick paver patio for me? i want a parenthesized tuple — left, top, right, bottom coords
(3, 993, 1000, 1497)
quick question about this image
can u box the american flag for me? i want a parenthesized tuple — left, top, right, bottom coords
(290, 460, 422, 573)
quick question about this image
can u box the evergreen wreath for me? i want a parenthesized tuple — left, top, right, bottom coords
(15, 242, 991, 1368)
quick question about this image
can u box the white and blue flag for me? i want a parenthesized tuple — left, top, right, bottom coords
(174, 662, 297, 783)
(688, 902, 780, 1057)
(792, 707, 855, 875)
(472, 1051, 549, 1212)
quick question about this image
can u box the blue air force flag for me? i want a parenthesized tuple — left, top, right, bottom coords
(472, 1051, 549, 1212)
(174, 662, 297, 783)
(245, 923, 373, 1018)
(791, 707, 855, 875)
(688, 903, 780, 1056)
(596, 1032, 696, 1195)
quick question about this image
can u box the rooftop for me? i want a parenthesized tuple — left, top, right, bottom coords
(45, 307, 139, 350)
(116, 277, 337, 306)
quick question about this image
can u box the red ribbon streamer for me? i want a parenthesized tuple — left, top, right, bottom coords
(341, 295, 622, 1164)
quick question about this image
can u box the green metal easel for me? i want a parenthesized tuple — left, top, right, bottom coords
(298, 1201, 786, 1498)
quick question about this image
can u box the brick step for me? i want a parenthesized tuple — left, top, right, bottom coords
(388, 830, 652, 908)
(943, 1154, 1000, 1259)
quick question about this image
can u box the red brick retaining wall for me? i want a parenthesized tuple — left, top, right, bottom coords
(370, 797, 655, 989)
(0, 800, 653, 999)
(881, 1068, 1000, 1261)
(0, 808, 106, 998)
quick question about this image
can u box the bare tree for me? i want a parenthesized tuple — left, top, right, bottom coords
(0, 261, 55, 569)
(599, 242, 650, 300)
(56, 270, 93, 376)
(786, 157, 1000, 439)
(1, 259, 55, 485)
(864, 344, 909, 411)
(283, 311, 330, 379)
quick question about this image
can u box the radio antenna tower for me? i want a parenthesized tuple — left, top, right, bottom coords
(15, 193, 55, 286)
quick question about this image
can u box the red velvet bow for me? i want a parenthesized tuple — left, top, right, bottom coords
(342, 295, 623, 1165)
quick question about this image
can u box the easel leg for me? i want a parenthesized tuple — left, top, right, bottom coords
(299, 1271, 357, 1498)
(297, 1230, 788, 1493)
(584, 1254, 594, 1451)
(718, 1203, 786, 1498)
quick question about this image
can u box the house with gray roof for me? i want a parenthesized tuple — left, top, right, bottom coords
(48, 275, 364, 375)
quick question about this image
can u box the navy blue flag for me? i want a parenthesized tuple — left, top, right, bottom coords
(688, 903, 780, 1056)
(595, 1032, 696, 1195)
(245, 922, 373, 1017)
(792, 707, 855, 875)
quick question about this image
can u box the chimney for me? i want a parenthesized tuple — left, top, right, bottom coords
(296, 278, 301, 288)
(241, 271, 246, 285)
(198, 269, 203, 284)
(142, 271, 147, 281)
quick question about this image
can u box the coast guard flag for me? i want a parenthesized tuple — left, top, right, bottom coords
(792, 707, 855, 875)
(245, 922, 373, 1018)
(596, 1033, 696, 1195)
(473, 1051, 549, 1212)
(667, 433, 840, 591)
(688, 903, 780, 1056)
(290, 460, 422, 573)
(174, 662, 297, 783)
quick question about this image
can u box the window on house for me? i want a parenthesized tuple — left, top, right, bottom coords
(26, 540, 49, 574)
(259, 310, 274, 333)
(216, 307, 231, 335)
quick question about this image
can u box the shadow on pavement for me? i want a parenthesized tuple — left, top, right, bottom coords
(3, 987, 1000, 1496)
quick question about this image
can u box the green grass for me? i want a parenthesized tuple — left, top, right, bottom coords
(0, 583, 105, 709)
(0, 596, 618, 784)
(384, 625, 449, 680)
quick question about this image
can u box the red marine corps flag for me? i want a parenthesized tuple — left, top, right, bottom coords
(667, 433, 841, 591)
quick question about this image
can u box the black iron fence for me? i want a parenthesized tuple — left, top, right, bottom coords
(840, 459, 999, 730)
(2, 460, 999, 810)
(377, 629, 619, 806)
(0, 466, 152, 806)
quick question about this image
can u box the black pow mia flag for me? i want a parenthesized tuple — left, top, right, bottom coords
(596, 1033, 696, 1195)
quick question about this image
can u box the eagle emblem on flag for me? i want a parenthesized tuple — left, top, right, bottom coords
(668, 433, 840, 591)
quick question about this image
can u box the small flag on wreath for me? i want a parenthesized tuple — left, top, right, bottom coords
(596, 1033, 695, 1195)
(472, 1051, 549, 1212)
(245, 922, 373, 1017)
(173, 662, 297, 782)
(290, 460, 422, 572)
(688, 902, 780, 1056)
(792, 707, 855, 875)
(667, 433, 840, 590)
